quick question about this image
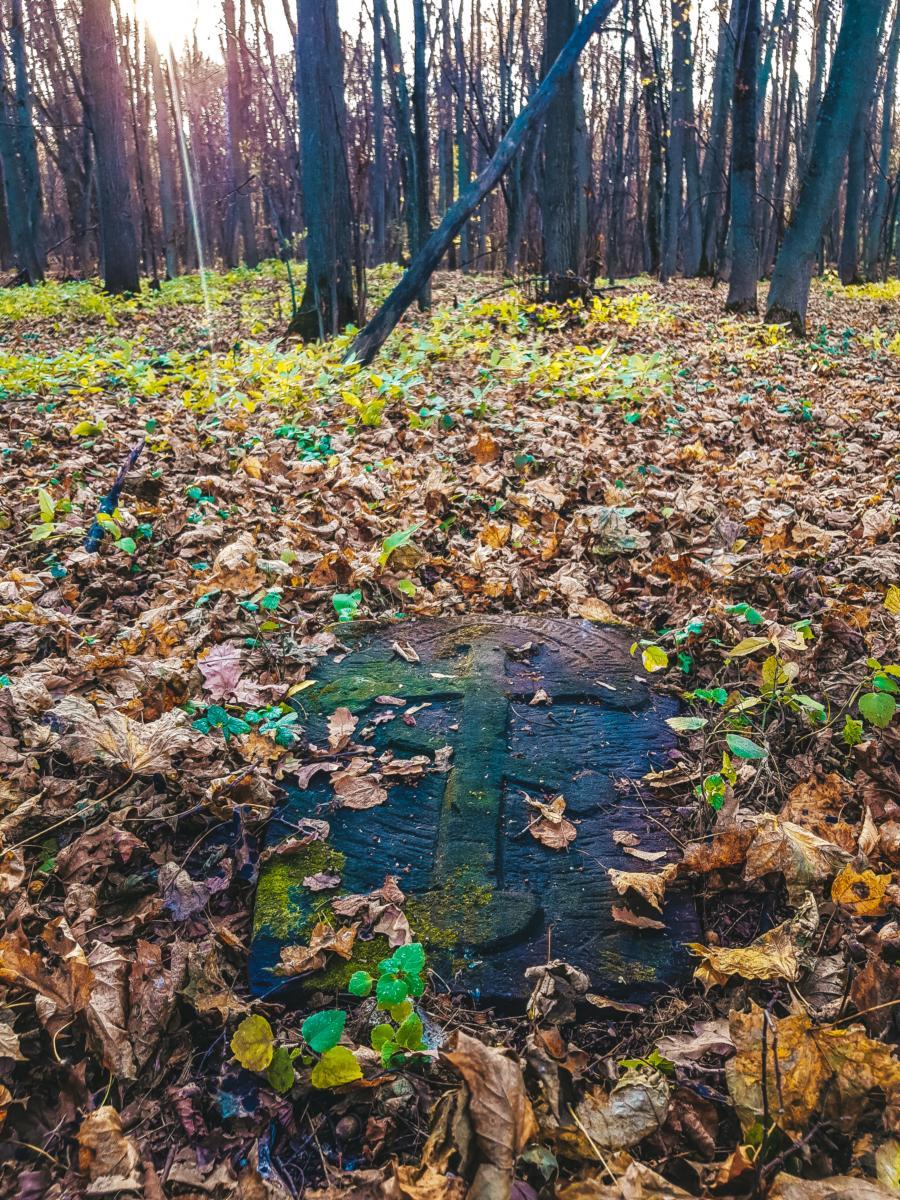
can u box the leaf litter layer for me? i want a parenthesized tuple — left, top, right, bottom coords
(0, 265, 898, 1198)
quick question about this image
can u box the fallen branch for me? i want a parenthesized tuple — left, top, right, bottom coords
(84, 440, 145, 553)
(345, 0, 620, 367)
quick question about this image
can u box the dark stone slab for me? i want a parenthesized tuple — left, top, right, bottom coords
(250, 616, 698, 1001)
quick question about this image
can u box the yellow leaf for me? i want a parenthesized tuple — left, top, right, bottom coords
(241, 455, 264, 479)
(885, 585, 900, 615)
(727, 1003, 900, 1137)
(230, 1014, 275, 1072)
(831, 865, 891, 917)
(641, 645, 669, 673)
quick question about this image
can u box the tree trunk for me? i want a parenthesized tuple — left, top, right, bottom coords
(838, 99, 869, 284)
(288, 0, 357, 339)
(79, 0, 141, 293)
(699, 0, 737, 276)
(411, 0, 432, 306)
(224, 0, 259, 267)
(348, 0, 619, 365)
(726, 0, 760, 311)
(147, 34, 179, 280)
(607, 0, 629, 283)
(9, 0, 45, 278)
(863, 0, 900, 279)
(662, 0, 701, 279)
(371, 0, 386, 263)
(633, 0, 664, 274)
(765, 0, 888, 331)
(540, 0, 589, 298)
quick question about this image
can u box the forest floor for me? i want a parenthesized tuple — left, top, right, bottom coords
(0, 263, 899, 1200)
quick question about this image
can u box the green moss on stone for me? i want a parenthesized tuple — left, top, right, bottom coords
(594, 947, 658, 984)
(253, 843, 346, 941)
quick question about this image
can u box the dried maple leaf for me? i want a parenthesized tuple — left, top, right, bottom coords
(276, 921, 358, 976)
(0, 922, 92, 1035)
(198, 642, 245, 701)
(726, 1003, 900, 1137)
(85, 943, 136, 1080)
(611, 905, 665, 930)
(332, 761, 388, 809)
(54, 697, 201, 775)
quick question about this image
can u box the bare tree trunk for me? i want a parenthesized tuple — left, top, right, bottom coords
(726, 0, 760, 311)
(765, 0, 888, 330)
(79, 0, 140, 293)
(371, 0, 386, 263)
(224, 0, 259, 267)
(864, 1, 900, 278)
(699, 0, 736, 276)
(147, 34, 179, 279)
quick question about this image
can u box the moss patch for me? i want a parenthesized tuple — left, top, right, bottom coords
(253, 842, 346, 941)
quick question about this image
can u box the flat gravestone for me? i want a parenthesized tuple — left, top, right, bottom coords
(250, 617, 697, 1000)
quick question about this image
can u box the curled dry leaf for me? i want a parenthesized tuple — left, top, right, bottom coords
(526, 795, 576, 850)
(769, 1173, 898, 1200)
(656, 1020, 734, 1066)
(555, 1067, 670, 1156)
(611, 905, 665, 930)
(607, 864, 678, 913)
(276, 921, 358, 976)
(442, 1029, 538, 1200)
(687, 894, 818, 989)
(780, 773, 857, 852)
(332, 761, 388, 810)
(53, 697, 203, 776)
(524, 958, 590, 1025)
(76, 1106, 143, 1194)
(744, 815, 850, 902)
(328, 706, 358, 751)
(84, 942, 137, 1080)
(726, 1003, 900, 1137)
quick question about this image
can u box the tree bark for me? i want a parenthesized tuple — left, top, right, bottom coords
(726, 0, 760, 312)
(288, 0, 358, 339)
(540, 0, 589, 298)
(79, 0, 141, 294)
(348, 0, 619, 365)
(147, 34, 179, 280)
(864, 2, 900, 278)
(224, 0, 259, 267)
(765, 0, 889, 331)
(699, 0, 737, 276)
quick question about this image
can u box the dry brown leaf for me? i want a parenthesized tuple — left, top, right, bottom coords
(276, 921, 358, 976)
(679, 824, 754, 875)
(442, 1029, 537, 1200)
(769, 1173, 897, 1200)
(656, 1020, 734, 1066)
(608, 864, 677, 913)
(0, 1022, 25, 1061)
(831, 864, 891, 917)
(687, 895, 818, 989)
(555, 1067, 670, 1156)
(0, 922, 92, 1035)
(54, 697, 201, 776)
(85, 943, 137, 1080)
(333, 762, 388, 810)
(392, 1162, 467, 1200)
(744, 815, 850, 901)
(77, 1106, 143, 1194)
(611, 905, 665, 930)
(726, 1003, 900, 1137)
(526, 795, 576, 850)
(328, 706, 358, 750)
(780, 773, 857, 851)
(556, 1161, 693, 1199)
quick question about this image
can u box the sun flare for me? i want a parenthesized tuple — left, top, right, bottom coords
(132, 0, 202, 51)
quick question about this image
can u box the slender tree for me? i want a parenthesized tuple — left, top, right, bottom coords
(864, 2, 900, 278)
(79, 0, 141, 293)
(288, 0, 358, 338)
(540, 0, 589, 298)
(765, 0, 888, 330)
(662, 0, 702, 279)
(147, 33, 179, 280)
(726, 0, 760, 311)
(699, 0, 736, 276)
(224, 0, 259, 267)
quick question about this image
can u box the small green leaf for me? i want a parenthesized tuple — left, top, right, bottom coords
(665, 715, 708, 733)
(348, 970, 374, 998)
(842, 715, 864, 747)
(725, 733, 768, 760)
(38, 487, 56, 523)
(266, 1046, 296, 1094)
(230, 1014, 275, 1072)
(370, 1022, 393, 1051)
(378, 523, 422, 567)
(389, 1000, 413, 1022)
(301, 1009, 347, 1054)
(376, 975, 408, 1009)
(641, 645, 669, 673)
(391, 943, 425, 976)
(115, 537, 137, 555)
(395, 1013, 425, 1051)
(858, 692, 896, 728)
(310, 1045, 362, 1089)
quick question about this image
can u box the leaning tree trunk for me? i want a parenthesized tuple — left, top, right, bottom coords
(348, 0, 619, 365)
(79, 0, 140, 294)
(288, 0, 358, 339)
(726, 0, 761, 312)
(765, 0, 888, 331)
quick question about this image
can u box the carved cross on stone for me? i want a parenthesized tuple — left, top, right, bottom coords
(250, 617, 698, 1000)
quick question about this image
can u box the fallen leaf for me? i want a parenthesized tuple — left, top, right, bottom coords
(744, 815, 850, 901)
(526, 795, 577, 850)
(77, 1106, 143, 1194)
(607, 865, 677, 913)
(276, 921, 358, 976)
(687, 895, 818, 989)
(831, 864, 891, 917)
(556, 1067, 670, 1155)
(328, 706, 358, 750)
(726, 1003, 900, 1137)
(769, 1174, 897, 1200)
(656, 1020, 734, 1066)
(333, 762, 388, 809)
(611, 905, 665, 930)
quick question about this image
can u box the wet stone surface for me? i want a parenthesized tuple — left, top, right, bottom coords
(250, 616, 698, 1001)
